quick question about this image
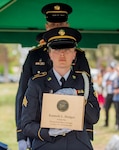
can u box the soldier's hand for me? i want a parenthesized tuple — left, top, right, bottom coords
(18, 138, 31, 150)
(18, 140, 27, 150)
(26, 137, 31, 149)
(49, 128, 72, 137)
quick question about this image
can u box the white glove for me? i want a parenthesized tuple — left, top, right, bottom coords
(18, 138, 31, 150)
(55, 88, 77, 95)
(18, 140, 27, 150)
(26, 137, 31, 149)
(49, 128, 72, 137)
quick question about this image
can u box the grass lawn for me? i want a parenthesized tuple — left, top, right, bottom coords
(0, 83, 18, 150)
(92, 106, 119, 150)
(0, 83, 119, 150)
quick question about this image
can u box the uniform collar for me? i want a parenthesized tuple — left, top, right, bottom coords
(53, 68, 71, 85)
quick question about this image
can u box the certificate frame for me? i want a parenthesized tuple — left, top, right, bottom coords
(40, 93, 85, 131)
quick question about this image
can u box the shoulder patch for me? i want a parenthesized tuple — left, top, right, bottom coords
(76, 48, 84, 52)
(75, 71, 90, 77)
(22, 96, 28, 107)
(32, 72, 47, 80)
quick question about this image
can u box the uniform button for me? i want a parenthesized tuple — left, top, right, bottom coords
(62, 133, 66, 136)
(37, 71, 40, 74)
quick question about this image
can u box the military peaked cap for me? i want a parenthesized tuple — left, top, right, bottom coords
(41, 3, 72, 22)
(43, 27, 82, 49)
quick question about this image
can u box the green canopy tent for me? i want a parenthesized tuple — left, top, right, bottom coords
(0, 0, 119, 48)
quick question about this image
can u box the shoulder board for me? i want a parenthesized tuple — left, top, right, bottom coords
(39, 39, 46, 46)
(32, 72, 47, 80)
(30, 46, 41, 51)
(38, 39, 47, 51)
(76, 48, 84, 52)
(30, 44, 47, 52)
(75, 71, 90, 77)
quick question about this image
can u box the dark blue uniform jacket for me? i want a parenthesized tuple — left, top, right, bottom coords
(21, 69, 100, 150)
(15, 46, 92, 141)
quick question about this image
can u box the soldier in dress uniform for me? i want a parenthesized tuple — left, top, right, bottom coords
(21, 27, 100, 150)
(16, 3, 92, 150)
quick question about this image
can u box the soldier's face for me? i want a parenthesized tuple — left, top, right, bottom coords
(45, 22, 69, 31)
(49, 48, 76, 70)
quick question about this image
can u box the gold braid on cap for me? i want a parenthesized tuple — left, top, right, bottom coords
(46, 10, 68, 14)
(48, 29, 76, 42)
(48, 36, 76, 42)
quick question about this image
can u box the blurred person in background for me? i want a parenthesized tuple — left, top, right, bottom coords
(113, 65, 119, 130)
(102, 62, 117, 127)
(93, 69, 105, 107)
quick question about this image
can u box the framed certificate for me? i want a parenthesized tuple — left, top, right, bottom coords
(40, 93, 85, 131)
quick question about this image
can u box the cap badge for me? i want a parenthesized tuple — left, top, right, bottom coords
(54, 5, 60, 10)
(58, 29, 65, 36)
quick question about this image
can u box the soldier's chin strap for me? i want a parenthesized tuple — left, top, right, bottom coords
(82, 72, 89, 101)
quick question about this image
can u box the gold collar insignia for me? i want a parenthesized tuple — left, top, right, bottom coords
(72, 75, 76, 79)
(47, 77, 52, 81)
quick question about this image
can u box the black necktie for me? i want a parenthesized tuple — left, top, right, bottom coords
(60, 77, 65, 88)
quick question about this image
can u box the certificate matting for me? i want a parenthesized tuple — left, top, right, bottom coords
(40, 93, 85, 131)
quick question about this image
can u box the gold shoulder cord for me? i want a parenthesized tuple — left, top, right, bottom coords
(38, 128, 44, 141)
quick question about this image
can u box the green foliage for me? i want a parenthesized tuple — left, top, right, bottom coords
(0, 65, 4, 74)
(92, 106, 119, 149)
(0, 83, 18, 150)
(0, 44, 21, 75)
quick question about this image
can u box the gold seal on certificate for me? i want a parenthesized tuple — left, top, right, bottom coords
(40, 93, 85, 131)
(57, 100, 69, 112)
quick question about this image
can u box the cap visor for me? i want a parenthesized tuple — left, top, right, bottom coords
(46, 13, 68, 22)
(49, 40, 76, 49)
